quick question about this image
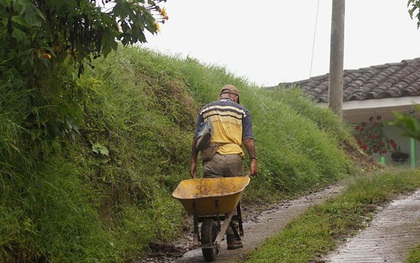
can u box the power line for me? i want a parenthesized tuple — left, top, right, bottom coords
(310, 0, 321, 78)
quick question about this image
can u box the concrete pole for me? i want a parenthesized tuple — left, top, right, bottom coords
(329, 0, 345, 121)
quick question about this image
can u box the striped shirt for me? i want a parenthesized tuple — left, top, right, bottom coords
(194, 98, 254, 157)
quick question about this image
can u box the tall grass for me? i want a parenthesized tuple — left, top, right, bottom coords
(0, 66, 30, 173)
(242, 87, 355, 200)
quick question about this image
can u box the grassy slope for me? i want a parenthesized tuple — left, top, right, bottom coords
(1, 45, 371, 262)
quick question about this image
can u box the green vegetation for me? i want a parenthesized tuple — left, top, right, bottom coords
(0, 0, 167, 74)
(1, 44, 367, 262)
(244, 169, 420, 263)
(407, 243, 420, 263)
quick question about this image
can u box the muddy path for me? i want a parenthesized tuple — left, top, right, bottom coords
(173, 183, 346, 263)
(137, 184, 420, 263)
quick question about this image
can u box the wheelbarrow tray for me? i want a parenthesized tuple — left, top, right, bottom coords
(172, 177, 250, 216)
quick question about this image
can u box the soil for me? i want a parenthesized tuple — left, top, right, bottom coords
(134, 143, 420, 263)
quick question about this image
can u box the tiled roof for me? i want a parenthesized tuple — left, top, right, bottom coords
(278, 58, 420, 103)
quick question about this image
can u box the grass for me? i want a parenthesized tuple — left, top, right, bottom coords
(243, 169, 420, 263)
(407, 244, 420, 263)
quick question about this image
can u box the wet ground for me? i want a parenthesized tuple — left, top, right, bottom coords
(174, 183, 346, 263)
(137, 184, 420, 263)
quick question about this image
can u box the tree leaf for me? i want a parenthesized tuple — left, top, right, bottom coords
(92, 142, 109, 156)
(22, 2, 45, 27)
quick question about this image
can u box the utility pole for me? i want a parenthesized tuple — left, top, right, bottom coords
(329, 0, 345, 121)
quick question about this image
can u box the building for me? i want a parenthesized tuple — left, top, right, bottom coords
(276, 58, 420, 167)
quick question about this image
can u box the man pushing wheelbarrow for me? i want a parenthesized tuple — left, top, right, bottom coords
(173, 84, 258, 261)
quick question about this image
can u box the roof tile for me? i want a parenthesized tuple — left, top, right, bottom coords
(277, 58, 420, 102)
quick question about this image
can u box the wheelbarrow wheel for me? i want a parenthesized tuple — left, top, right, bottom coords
(201, 218, 218, 262)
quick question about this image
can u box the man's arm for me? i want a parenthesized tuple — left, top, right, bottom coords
(190, 113, 204, 179)
(190, 137, 198, 178)
(243, 138, 258, 176)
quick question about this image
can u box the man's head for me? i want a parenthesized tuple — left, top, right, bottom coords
(219, 84, 240, 104)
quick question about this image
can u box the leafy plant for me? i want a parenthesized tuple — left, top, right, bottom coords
(388, 108, 420, 141)
(408, 0, 420, 28)
(1, 0, 169, 66)
(353, 115, 393, 155)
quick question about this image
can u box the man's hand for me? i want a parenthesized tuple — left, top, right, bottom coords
(249, 158, 258, 176)
(243, 138, 257, 176)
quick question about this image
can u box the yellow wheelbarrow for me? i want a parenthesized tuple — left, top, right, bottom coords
(172, 176, 250, 262)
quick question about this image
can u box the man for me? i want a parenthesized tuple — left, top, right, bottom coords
(189, 84, 258, 249)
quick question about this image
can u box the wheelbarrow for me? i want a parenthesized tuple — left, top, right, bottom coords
(172, 176, 250, 262)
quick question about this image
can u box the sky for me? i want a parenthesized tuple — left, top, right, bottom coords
(143, 1, 420, 87)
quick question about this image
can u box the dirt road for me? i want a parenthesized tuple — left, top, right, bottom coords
(174, 187, 420, 263)
(138, 184, 420, 263)
(175, 184, 345, 263)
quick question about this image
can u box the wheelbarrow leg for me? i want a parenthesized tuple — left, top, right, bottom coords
(214, 210, 235, 245)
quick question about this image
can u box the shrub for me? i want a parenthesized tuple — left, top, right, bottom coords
(353, 115, 392, 155)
